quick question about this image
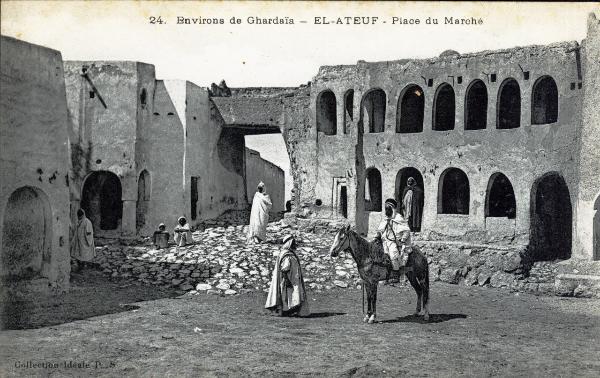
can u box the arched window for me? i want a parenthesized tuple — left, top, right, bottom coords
(497, 79, 521, 129)
(343, 89, 354, 134)
(361, 89, 386, 133)
(396, 85, 424, 133)
(464, 80, 488, 130)
(531, 76, 558, 125)
(140, 88, 147, 109)
(432, 83, 455, 131)
(438, 168, 469, 215)
(316, 90, 337, 135)
(530, 172, 572, 260)
(364, 168, 382, 211)
(485, 173, 516, 218)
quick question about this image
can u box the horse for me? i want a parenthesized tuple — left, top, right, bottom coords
(329, 224, 430, 324)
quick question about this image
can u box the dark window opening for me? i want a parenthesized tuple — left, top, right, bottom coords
(457, 76, 463, 84)
(316, 90, 337, 135)
(433, 83, 455, 131)
(497, 78, 521, 129)
(532, 76, 558, 125)
(485, 173, 516, 218)
(438, 168, 469, 215)
(340, 186, 348, 218)
(191, 176, 199, 220)
(396, 85, 424, 133)
(491, 74, 497, 82)
(364, 168, 382, 212)
(427, 79, 433, 87)
(465, 80, 488, 130)
(81, 171, 122, 231)
(361, 89, 386, 133)
(524, 71, 530, 80)
(570, 83, 576, 90)
(530, 172, 572, 261)
(89, 91, 95, 99)
(343, 89, 354, 134)
(140, 88, 147, 109)
(167, 112, 174, 116)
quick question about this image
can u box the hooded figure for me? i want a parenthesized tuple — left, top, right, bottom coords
(71, 209, 95, 262)
(174, 216, 192, 247)
(376, 198, 412, 270)
(402, 177, 424, 232)
(265, 235, 310, 317)
(248, 181, 272, 243)
(153, 223, 170, 249)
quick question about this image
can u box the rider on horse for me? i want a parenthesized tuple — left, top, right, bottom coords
(375, 198, 412, 280)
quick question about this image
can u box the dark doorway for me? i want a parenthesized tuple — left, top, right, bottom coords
(316, 90, 337, 135)
(530, 172, 572, 261)
(497, 79, 521, 129)
(340, 186, 348, 218)
(465, 80, 488, 130)
(364, 168, 382, 212)
(191, 176, 200, 221)
(344, 89, 354, 134)
(485, 173, 516, 218)
(1, 187, 51, 280)
(395, 167, 424, 231)
(531, 76, 558, 125)
(136, 170, 150, 231)
(438, 168, 469, 215)
(361, 89, 386, 133)
(81, 171, 122, 231)
(433, 83, 455, 131)
(396, 85, 424, 133)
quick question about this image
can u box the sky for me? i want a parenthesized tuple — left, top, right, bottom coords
(2, 1, 598, 200)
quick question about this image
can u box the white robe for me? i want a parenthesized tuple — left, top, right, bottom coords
(265, 248, 310, 316)
(377, 213, 411, 269)
(71, 217, 95, 262)
(248, 191, 272, 241)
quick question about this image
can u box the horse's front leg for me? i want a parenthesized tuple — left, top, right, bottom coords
(368, 284, 377, 324)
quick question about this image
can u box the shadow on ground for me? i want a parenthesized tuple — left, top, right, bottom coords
(0, 268, 181, 330)
(378, 313, 467, 324)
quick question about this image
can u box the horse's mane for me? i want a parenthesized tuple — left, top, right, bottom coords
(348, 229, 388, 264)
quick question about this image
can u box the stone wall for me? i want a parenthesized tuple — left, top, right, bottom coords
(0, 36, 71, 289)
(245, 148, 285, 213)
(310, 42, 585, 245)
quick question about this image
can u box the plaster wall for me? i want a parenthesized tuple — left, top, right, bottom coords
(245, 148, 285, 213)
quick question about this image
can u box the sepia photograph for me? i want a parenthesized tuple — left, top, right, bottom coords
(0, 1, 599, 376)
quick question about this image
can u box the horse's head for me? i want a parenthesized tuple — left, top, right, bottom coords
(330, 224, 351, 258)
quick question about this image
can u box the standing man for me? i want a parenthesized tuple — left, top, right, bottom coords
(402, 177, 424, 232)
(247, 182, 272, 244)
(377, 199, 412, 278)
(71, 209, 95, 270)
(265, 235, 310, 317)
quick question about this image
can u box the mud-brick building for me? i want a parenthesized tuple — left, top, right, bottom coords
(63, 63, 285, 237)
(296, 14, 600, 265)
(0, 36, 72, 288)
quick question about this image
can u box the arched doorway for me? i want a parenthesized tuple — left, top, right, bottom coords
(485, 173, 516, 219)
(395, 167, 424, 231)
(81, 171, 123, 231)
(1, 186, 52, 280)
(438, 168, 470, 215)
(136, 170, 150, 232)
(530, 172, 572, 261)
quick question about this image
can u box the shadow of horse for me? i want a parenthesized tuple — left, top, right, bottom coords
(303, 312, 347, 318)
(378, 313, 467, 324)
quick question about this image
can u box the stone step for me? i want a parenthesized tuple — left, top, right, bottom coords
(556, 259, 600, 276)
(554, 273, 600, 298)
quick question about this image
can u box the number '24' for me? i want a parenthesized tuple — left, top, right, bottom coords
(149, 16, 164, 24)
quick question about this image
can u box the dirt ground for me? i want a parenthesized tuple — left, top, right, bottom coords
(0, 270, 599, 377)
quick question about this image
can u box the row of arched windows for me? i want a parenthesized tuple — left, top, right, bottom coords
(364, 167, 516, 218)
(316, 76, 559, 135)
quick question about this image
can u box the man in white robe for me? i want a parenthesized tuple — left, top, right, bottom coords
(247, 182, 272, 244)
(265, 235, 310, 317)
(174, 216, 193, 247)
(376, 198, 412, 272)
(71, 209, 95, 269)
